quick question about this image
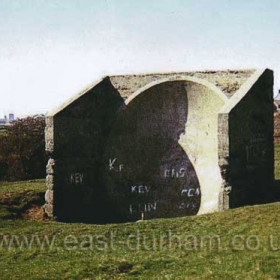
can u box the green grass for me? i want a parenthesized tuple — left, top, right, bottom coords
(1, 180, 280, 279)
(0, 180, 45, 219)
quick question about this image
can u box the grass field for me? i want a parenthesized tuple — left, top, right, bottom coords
(1, 180, 280, 279)
(0, 180, 45, 220)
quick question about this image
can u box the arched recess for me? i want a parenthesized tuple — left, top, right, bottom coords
(103, 76, 227, 221)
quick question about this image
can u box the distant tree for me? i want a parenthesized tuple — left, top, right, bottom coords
(0, 115, 46, 181)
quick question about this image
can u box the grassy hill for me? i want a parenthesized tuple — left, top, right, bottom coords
(0, 180, 280, 279)
(0, 180, 45, 220)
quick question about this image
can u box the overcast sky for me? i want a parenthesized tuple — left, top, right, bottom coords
(0, 0, 279, 117)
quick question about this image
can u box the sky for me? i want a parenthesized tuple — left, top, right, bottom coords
(0, 0, 279, 117)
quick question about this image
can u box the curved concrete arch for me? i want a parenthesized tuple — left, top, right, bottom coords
(104, 77, 227, 219)
(104, 80, 201, 220)
(125, 75, 228, 105)
(124, 77, 227, 215)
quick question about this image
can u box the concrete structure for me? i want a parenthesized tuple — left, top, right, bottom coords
(44, 69, 274, 223)
(274, 90, 280, 110)
(274, 110, 280, 180)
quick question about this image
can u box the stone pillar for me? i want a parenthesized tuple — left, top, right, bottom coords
(44, 116, 55, 217)
(44, 158, 55, 217)
(218, 113, 231, 211)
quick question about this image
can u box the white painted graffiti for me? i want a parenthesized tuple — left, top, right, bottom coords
(109, 158, 124, 172)
(178, 202, 197, 209)
(129, 202, 157, 214)
(131, 185, 151, 194)
(164, 168, 186, 178)
(181, 188, 200, 197)
(70, 173, 84, 184)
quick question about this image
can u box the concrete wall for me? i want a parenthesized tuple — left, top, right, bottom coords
(45, 77, 124, 222)
(218, 69, 274, 208)
(274, 111, 280, 180)
(110, 70, 254, 99)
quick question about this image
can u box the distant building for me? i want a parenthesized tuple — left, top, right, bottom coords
(0, 113, 15, 129)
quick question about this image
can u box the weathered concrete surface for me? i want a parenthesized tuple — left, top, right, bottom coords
(110, 69, 255, 99)
(44, 69, 274, 223)
(218, 69, 274, 208)
(103, 77, 226, 221)
(44, 77, 124, 221)
(274, 111, 280, 180)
